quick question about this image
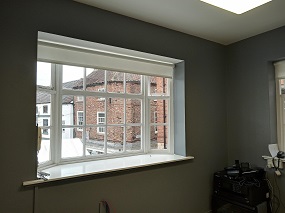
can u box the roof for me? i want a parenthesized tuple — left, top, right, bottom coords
(37, 69, 148, 104)
(37, 91, 51, 104)
(71, 69, 141, 89)
(37, 79, 79, 104)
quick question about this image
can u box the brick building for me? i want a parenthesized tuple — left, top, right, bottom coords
(37, 69, 168, 150)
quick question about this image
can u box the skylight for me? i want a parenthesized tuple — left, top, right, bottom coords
(200, 0, 272, 14)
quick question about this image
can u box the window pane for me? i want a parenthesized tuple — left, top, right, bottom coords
(280, 79, 285, 94)
(62, 95, 84, 128)
(62, 125, 73, 139)
(126, 126, 141, 151)
(62, 128, 84, 158)
(150, 99, 168, 124)
(36, 91, 51, 163)
(37, 134, 50, 163)
(43, 105, 48, 114)
(126, 99, 141, 123)
(36, 92, 51, 123)
(62, 65, 84, 90)
(86, 96, 105, 125)
(37, 62, 52, 87)
(36, 92, 51, 131)
(282, 95, 285, 124)
(107, 126, 123, 153)
(107, 98, 124, 124)
(77, 111, 84, 126)
(62, 95, 75, 127)
(42, 119, 49, 135)
(106, 71, 124, 93)
(126, 73, 141, 94)
(150, 125, 168, 150)
(86, 69, 106, 92)
(86, 127, 105, 155)
(149, 76, 169, 95)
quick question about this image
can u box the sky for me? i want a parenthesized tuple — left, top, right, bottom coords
(37, 62, 93, 86)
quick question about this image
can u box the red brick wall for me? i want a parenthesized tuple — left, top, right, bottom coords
(74, 78, 167, 146)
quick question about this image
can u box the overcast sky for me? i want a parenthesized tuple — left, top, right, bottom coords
(37, 62, 93, 86)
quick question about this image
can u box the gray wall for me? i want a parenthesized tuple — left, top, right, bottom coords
(227, 26, 285, 212)
(0, 1, 227, 212)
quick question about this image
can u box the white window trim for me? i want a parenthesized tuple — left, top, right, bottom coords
(97, 112, 105, 134)
(274, 61, 285, 152)
(38, 32, 177, 78)
(275, 79, 285, 151)
(35, 32, 188, 176)
(39, 64, 172, 167)
(36, 63, 56, 168)
(77, 111, 84, 131)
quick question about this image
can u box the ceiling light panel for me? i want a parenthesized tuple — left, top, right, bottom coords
(200, 0, 272, 14)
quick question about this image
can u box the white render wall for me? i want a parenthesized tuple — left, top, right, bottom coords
(36, 103, 74, 139)
(62, 104, 74, 139)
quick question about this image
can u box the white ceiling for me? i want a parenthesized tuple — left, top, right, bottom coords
(75, 0, 285, 45)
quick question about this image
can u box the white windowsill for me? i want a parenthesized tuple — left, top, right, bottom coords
(23, 154, 194, 186)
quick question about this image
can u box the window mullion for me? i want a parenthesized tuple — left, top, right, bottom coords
(144, 76, 150, 153)
(104, 70, 107, 155)
(54, 64, 62, 164)
(123, 98, 126, 152)
(82, 68, 86, 157)
(280, 94, 285, 151)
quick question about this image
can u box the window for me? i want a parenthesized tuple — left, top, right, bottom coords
(36, 32, 186, 170)
(77, 111, 84, 131)
(43, 105, 48, 113)
(37, 64, 171, 163)
(98, 88, 105, 101)
(274, 60, 285, 151)
(77, 96, 83, 102)
(36, 61, 53, 164)
(97, 112, 105, 133)
(42, 119, 49, 135)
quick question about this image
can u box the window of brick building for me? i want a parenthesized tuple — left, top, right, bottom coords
(97, 112, 105, 133)
(77, 111, 84, 131)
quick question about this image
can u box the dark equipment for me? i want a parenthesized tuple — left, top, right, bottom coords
(212, 161, 270, 213)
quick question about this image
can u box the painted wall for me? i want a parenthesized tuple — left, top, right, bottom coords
(227, 26, 285, 212)
(1, 0, 226, 212)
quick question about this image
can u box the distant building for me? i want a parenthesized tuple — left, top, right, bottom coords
(36, 69, 167, 149)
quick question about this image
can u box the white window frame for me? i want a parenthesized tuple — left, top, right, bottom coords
(77, 111, 84, 131)
(97, 112, 105, 134)
(36, 32, 187, 171)
(275, 61, 285, 152)
(38, 64, 172, 166)
(36, 62, 56, 168)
